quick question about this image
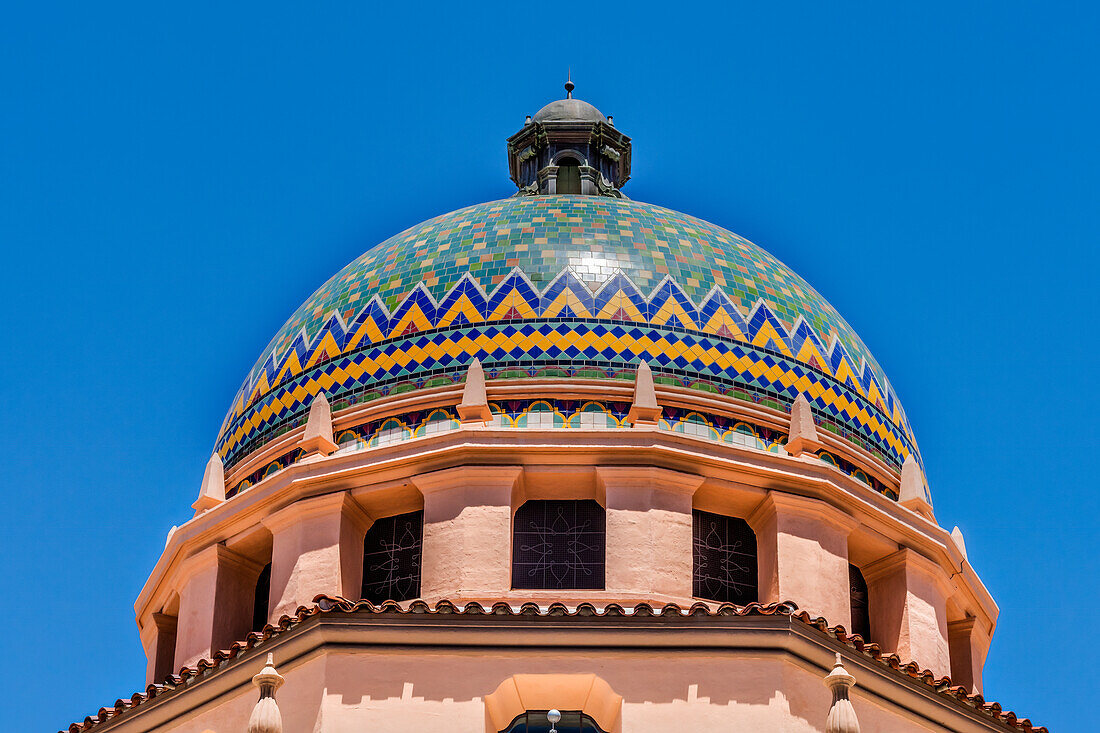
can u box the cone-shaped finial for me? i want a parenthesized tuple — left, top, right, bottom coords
(899, 453, 934, 517)
(248, 653, 285, 733)
(824, 653, 860, 733)
(565, 69, 574, 99)
(785, 394, 821, 457)
(300, 392, 338, 456)
(457, 357, 493, 424)
(951, 525, 968, 560)
(626, 361, 662, 425)
(191, 452, 225, 514)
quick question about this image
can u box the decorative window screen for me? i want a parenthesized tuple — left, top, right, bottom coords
(692, 510, 758, 603)
(361, 510, 423, 603)
(512, 500, 605, 590)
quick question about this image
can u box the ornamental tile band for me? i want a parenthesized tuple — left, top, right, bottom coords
(218, 320, 915, 470)
(217, 198, 915, 468)
(226, 401, 893, 500)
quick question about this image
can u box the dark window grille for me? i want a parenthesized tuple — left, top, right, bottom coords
(501, 710, 605, 733)
(252, 563, 271, 631)
(849, 564, 871, 640)
(512, 500, 605, 589)
(361, 511, 423, 603)
(692, 510, 758, 603)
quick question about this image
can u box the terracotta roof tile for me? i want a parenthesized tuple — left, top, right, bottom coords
(63, 598, 1045, 733)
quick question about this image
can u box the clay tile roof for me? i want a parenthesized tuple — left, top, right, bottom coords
(62, 598, 1046, 733)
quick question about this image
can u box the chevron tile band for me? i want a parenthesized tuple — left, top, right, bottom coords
(218, 198, 916, 471)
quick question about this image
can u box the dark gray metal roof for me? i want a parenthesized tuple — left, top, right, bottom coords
(532, 98, 607, 123)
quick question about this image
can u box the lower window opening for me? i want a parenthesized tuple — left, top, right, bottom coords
(512, 499, 605, 590)
(849, 563, 871, 640)
(362, 510, 424, 603)
(501, 710, 605, 733)
(692, 509, 758, 603)
(252, 562, 271, 631)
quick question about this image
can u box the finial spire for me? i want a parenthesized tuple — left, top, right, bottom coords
(191, 451, 226, 514)
(565, 69, 574, 99)
(824, 652, 860, 733)
(457, 357, 493, 424)
(785, 394, 821, 457)
(299, 391, 337, 456)
(899, 452, 934, 518)
(626, 361, 662, 425)
(248, 653, 285, 733)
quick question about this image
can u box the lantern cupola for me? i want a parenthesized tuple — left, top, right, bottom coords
(507, 77, 631, 197)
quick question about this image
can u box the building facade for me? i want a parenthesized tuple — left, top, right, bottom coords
(66, 85, 1044, 733)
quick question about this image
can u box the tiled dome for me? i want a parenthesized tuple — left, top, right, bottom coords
(532, 98, 607, 123)
(216, 196, 916, 470)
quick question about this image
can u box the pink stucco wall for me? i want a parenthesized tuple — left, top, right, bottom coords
(138, 425, 992, 696)
(865, 549, 952, 679)
(120, 646, 984, 733)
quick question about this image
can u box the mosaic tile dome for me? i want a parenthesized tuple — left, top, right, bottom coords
(216, 196, 917, 471)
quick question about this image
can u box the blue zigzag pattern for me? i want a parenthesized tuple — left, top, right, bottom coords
(219, 268, 916, 461)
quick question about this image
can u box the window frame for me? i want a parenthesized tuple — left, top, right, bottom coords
(692, 509, 759, 604)
(512, 499, 606, 590)
(361, 510, 424, 603)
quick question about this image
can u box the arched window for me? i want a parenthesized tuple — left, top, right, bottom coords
(252, 563, 271, 631)
(556, 157, 581, 194)
(692, 510, 758, 603)
(361, 511, 423, 603)
(849, 564, 871, 640)
(513, 500, 605, 589)
(336, 429, 360, 451)
(501, 710, 606, 733)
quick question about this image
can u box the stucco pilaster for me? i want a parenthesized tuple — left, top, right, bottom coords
(140, 611, 178, 685)
(747, 492, 857, 627)
(596, 466, 702, 600)
(174, 544, 264, 671)
(262, 492, 372, 621)
(948, 617, 988, 694)
(412, 465, 522, 602)
(863, 548, 953, 678)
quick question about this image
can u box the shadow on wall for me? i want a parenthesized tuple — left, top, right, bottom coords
(322, 652, 823, 711)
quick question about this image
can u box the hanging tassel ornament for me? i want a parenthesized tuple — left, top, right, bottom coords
(824, 652, 860, 733)
(247, 653, 285, 733)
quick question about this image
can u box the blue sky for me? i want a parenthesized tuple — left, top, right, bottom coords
(1, 1, 1096, 729)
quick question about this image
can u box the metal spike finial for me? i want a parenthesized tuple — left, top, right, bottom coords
(565, 69, 574, 99)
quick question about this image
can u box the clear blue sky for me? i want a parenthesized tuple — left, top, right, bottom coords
(1, 2, 1095, 730)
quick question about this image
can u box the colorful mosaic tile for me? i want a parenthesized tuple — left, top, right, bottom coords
(226, 401, 894, 501)
(217, 197, 917, 470)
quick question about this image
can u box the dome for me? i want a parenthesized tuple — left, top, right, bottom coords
(117, 93, 1019, 733)
(532, 98, 608, 123)
(217, 196, 917, 474)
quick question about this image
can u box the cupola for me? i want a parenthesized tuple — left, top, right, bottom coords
(507, 76, 631, 197)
